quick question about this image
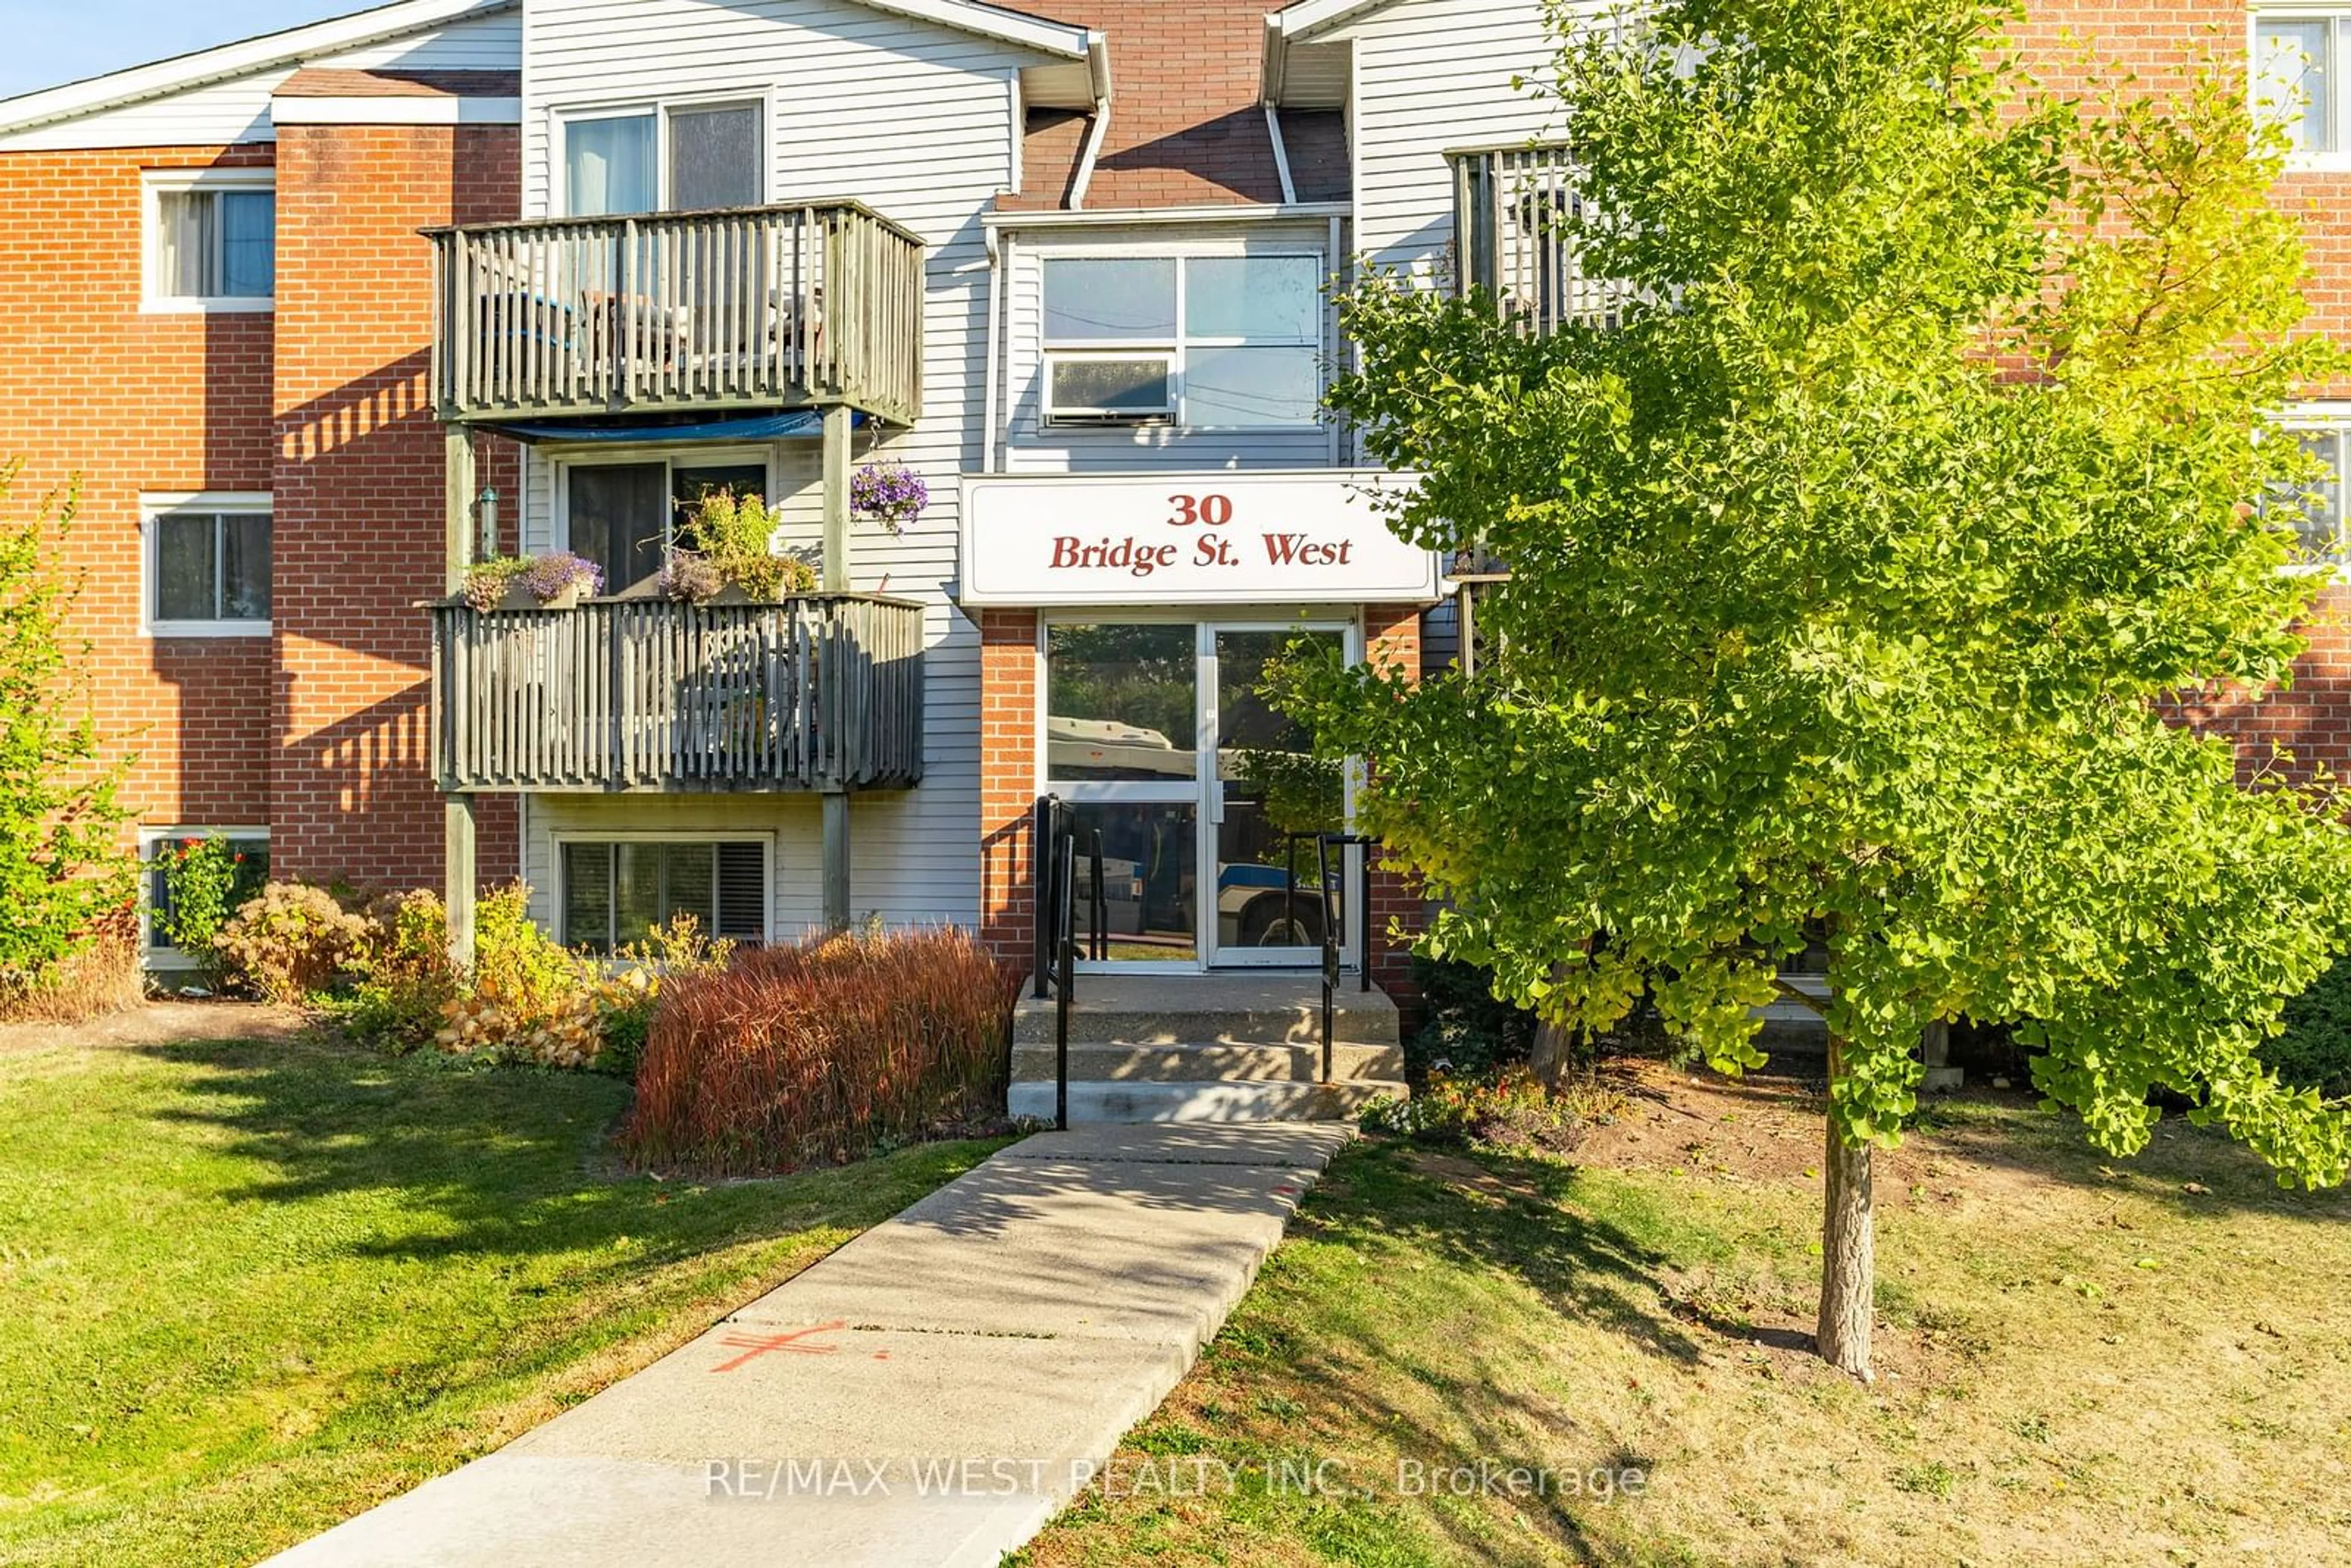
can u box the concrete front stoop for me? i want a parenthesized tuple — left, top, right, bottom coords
(267, 1123, 1354, 1568)
(1007, 973, 1409, 1123)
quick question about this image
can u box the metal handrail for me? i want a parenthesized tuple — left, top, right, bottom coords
(1032, 795, 1105, 1130)
(1315, 832, 1374, 1083)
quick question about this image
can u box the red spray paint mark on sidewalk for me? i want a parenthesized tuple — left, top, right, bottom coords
(710, 1320, 848, 1373)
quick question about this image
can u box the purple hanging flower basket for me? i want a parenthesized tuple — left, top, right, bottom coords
(849, 460, 928, 533)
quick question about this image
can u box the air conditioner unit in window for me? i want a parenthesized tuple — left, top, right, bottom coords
(1044, 352, 1174, 425)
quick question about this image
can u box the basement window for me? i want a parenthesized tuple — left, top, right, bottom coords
(143, 170, 274, 310)
(139, 828, 269, 966)
(558, 839, 768, 954)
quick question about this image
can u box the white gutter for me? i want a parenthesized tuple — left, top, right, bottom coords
(1264, 103, 1297, 204)
(1067, 31, 1113, 210)
(987, 200, 1352, 230)
(982, 225, 1003, 474)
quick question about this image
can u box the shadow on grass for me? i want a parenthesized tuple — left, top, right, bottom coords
(129, 1033, 956, 1272)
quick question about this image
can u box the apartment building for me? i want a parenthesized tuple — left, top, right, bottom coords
(2, 0, 2347, 1033)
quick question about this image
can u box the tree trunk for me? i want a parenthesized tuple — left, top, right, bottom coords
(1817, 1033, 1875, 1379)
(1529, 1015, 1577, 1089)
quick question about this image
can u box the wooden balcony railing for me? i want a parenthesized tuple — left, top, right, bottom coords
(427, 201, 924, 426)
(1450, 144, 1636, 335)
(430, 595, 924, 793)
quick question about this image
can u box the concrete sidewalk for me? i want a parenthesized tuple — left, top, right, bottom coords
(268, 1123, 1352, 1568)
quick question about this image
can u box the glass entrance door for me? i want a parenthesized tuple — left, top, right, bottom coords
(1042, 618, 1355, 970)
(1207, 628, 1349, 967)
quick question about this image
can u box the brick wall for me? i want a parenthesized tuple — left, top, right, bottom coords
(0, 144, 278, 832)
(977, 607, 1040, 972)
(269, 121, 520, 891)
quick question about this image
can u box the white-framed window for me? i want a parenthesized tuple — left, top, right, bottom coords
(2254, 10, 2351, 165)
(1040, 252, 1324, 429)
(142, 169, 274, 312)
(553, 835, 770, 954)
(142, 493, 271, 637)
(553, 448, 775, 596)
(138, 826, 269, 966)
(2280, 411, 2351, 563)
(558, 97, 765, 217)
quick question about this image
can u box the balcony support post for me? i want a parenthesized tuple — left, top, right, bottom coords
(822, 787, 852, 931)
(443, 424, 479, 970)
(822, 402, 852, 593)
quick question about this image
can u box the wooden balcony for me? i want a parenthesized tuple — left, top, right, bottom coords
(427, 202, 924, 427)
(1449, 144, 1635, 335)
(430, 595, 924, 793)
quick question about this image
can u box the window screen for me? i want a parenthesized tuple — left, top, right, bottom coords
(669, 103, 762, 211)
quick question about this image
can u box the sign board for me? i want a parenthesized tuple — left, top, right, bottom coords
(957, 470, 1438, 606)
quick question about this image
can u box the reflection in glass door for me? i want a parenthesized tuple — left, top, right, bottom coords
(1044, 623, 1200, 964)
(1210, 628, 1349, 967)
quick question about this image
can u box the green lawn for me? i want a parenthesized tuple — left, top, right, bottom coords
(1014, 1068, 2351, 1567)
(0, 1026, 1002, 1567)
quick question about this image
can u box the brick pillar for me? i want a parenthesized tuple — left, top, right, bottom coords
(1362, 604, 1427, 1004)
(268, 121, 521, 892)
(978, 607, 1041, 973)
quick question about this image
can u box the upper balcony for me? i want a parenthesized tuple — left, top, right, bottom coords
(426, 201, 925, 428)
(1449, 144, 1635, 336)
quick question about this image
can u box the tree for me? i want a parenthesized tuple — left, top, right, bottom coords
(1284, 0, 2351, 1378)
(0, 461, 134, 992)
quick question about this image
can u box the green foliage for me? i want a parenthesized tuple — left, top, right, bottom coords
(2268, 956, 2351, 1100)
(1228, 747, 1346, 839)
(1291, 0, 2351, 1191)
(1360, 1064, 1607, 1155)
(0, 463, 134, 992)
(676, 487, 817, 600)
(1406, 953, 1537, 1078)
(152, 837, 263, 978)
(339, 890, 460, 1051)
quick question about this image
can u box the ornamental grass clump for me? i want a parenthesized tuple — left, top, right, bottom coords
(620, 926, 1014, 1175)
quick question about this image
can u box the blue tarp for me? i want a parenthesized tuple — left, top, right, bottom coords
(480, 409, 864, 445)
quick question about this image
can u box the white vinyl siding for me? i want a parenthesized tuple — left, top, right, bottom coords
(516, 0, 1051, 934)
(1338, 0, 1577, 276)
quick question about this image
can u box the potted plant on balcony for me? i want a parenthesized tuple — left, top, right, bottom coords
(849, 459, 927, 534)
(662, 489, 819, 604)
(462, 551, 604, 612)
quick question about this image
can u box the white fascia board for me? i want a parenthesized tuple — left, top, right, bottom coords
(0, 0, 512, 138)
(985, 201, 1352, 229)
(855, 0, 1091, 58)
(270, 96, 522, 125)
(1268, 0, 1393, 45)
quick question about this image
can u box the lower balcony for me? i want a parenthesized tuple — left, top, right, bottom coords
(430, 595, 924, 793)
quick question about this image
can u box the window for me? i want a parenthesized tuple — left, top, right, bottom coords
(2284, 419, 2350, 560)
(140, 828, 269, 963)
(2255, 13, 2351, 156)
(1040, 253, 1322, 427)
(144, 494, 271, 635)
(144, 171, 273, 309)
(560, 839, 767, 953)
(560, 455, 770, 595)
(563, 100, 763, 217)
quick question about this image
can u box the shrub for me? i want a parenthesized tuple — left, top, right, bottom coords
(1360, 1064, 1610, 1156)
(435, 885, 602, 1068)
(150, 836, 265, 983)
(340, 890, 460, 1051)
(620, 926, 1014, 1174)
(213, 883, 369, 1003)
(2268, 953, 2351, 1100)
(0, 462, 135, 993)
(1405, 954, 1538, 1080)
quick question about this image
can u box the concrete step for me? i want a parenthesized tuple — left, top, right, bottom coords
(1011, 1039, 1405, 1084)
(1013, 974, 1398, 1048)
(1008, 1078, 1408, 1124)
